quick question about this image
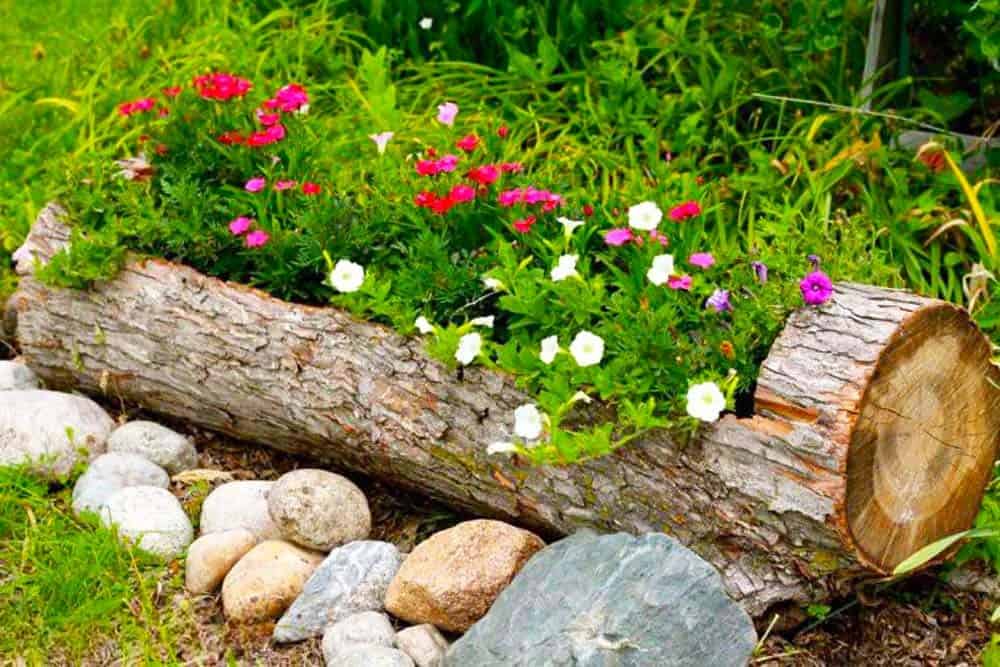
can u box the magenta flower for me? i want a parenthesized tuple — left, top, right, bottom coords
(498, 189, 522, 207)
(228, 216, 252, 236)
(245, 230, 270, 248)
(649, 230, 669, 246)
(256, 110, 281, 126)
(689, 252, 715, 269)
(800, 271, 833, 305)
(437, 102, 459, 126)
(669, 200, 702, 221)
(667, 275, 692, 290)
(604, 228, 634, 246)
(449, 184, 476, 203)
(751, 261, 768, 283)
(437, 154, 459, 173)
(706, 289, 732, 312)
(245, 177, 266, 192)
(274, 180, 297, 191)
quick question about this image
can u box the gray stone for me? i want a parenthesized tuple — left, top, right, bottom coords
(199, 480, 281, 540)
(396, 624, 449, 667)
(329, 645, 414, 667)
(107, 421, 197, 474)
(444, 532, 757, 667)
(320, 611, 396, 663)
(100, 485, 193, 560)
(0, 361, 39, 391)
(273, 540, 403, 643)
(72, 452, 169, 515)
(0, 390, 114, 477)
(268, 468, 371, 551)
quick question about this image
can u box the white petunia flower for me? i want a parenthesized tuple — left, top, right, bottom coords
(557, 216, 585, 238)
(369, 131, 394, 155)
(419, 17, 433, 29)
(414, 316, 435, 334)
(550, 254, 579, 282)
(569, 331, 604, 367)
(487, 441, 517, 455)
(627, 201, 663, 231)
(646, 253, 675, 286)
(569, 391, 592, 405)
(513, 404, 544, 441)
(540, 335, 559, 365)
(330, 260, 365, 293)
(470, 316, 495, 328)
(455, 332, 482, 366)
(686, 381, 726, 422)
(483, 276, 506, 291)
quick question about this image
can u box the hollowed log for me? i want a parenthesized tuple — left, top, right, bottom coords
(7, 204, 1000, 615)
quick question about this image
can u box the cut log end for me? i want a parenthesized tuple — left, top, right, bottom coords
(846, 304, 1000, 571)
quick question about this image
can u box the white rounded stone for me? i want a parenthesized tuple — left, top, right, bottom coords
(200, 480, 281, 540)
(100, 485, 193, 560)
(72, 452, 169, 515)
(268, 468, 371, 551)
(107, 421, 197, 474)
(0, 361, 39, 391)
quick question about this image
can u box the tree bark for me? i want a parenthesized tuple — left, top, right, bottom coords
(8, 205, 1000, 616)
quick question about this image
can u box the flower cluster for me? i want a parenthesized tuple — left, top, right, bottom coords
(193, 72, 252, 101)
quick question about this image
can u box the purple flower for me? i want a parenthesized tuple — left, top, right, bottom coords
(751, 261, 768, 283)
(808, 254, 821, 270)
(800, 270, 833, 305)
(604, 228, 634, 246)
(688, 252, 715, 269)
(706, 289, 732, 312)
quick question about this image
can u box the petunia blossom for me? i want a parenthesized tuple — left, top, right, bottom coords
(437, 102, 459, 126)
(646, 254, 675, 286)
(800, 270, 834, 305)
(414, 316, 435, 334)
(569, 331, 604, 367)
(245, 177, 266, 192)
(330, 259, 365, 293)
(540, 336, 559, 364)
(455, 332, 482, 366)
(627, 201, 663, 231)
(557, 217, 585, 238)
(470, 316, 495, 328)
(550, 255, 579, 282)
(686, 381, 725, 422)
(369, 131, 394, 154)
(688, 252, 715, 269)
(752, 261, 768, 283)
(228, 216, 252, 236)
(706, 289, 732, 312)
(603, 228, 634, 246)
(245, 230, 270, 248)
(513, 404, 544, 441)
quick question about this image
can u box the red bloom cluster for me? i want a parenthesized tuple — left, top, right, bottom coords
(467, 164, 499, 185)
(263, 83, 309, 113)
(415, 154, 459, 176)
(247, 123, 286, 147)
(456, 134, 479, 153)
(497, 187, 562, 212)
(193, 72, 252, 101)
(668, 200, 702, 221)
(414, 183, 480, 215)
(118, 97, 156, 116)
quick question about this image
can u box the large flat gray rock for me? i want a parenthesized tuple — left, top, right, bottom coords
(445, 531, 757, 667)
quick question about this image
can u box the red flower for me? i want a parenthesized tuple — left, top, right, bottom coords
(117, 97, 156, 116)
(302, 182, 321, 195)
(414, 191, 437, 208)
(499, 162, 522, 173)
(497, 125, 510, 138)
(449, 184, 476, 203)
(257, 110, 281, 126)
(426, 147, 438, 158)
(415, 160, 440, 176)
(193, 72, 252, 101)
(430, 196, 457, 215)
(582, 204, 595, 217)
(155, 143, 168, 155)
(456, 133, 479, 153)
(161, 86, 182, 98)
(513, 215, 537, 233)
(247, 123, 286, 147)
(467, 164, 499, 186)
(217, 130, 246, 145)
(263, 83, 309, 113)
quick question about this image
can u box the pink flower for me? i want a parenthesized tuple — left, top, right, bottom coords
(667, 275, 693, 290)
(499, 162, 523, 173)
(274, 180, 296, 191)
(247, 123, 286, 147)
(468, 164, 499, 185)
(603, 228, 634, 246)
(193, 72, 252, 101)
(369, 131, 394, 154)
(513, 215, 537, 233)
(800, 271, 834, 305)
(256, 110, 281, 126)
(117, 97, 156, 116)
(264, 83, 309, 113)
(523, 187, 549, 204)
(669, 201, 702, 221)
(245, 177, 266, 192)
(449, 184, 476, 203)
(497, 125, 510, 138)
(161, 86, 182, 98)
(456, 134, 479, 152)
(416, 160, 440, 176)
(649, 230, 669, 246)
(228, 216, 252, 235)
(245, 230, 270, 248)
(498, 189, 522, 207)
(437, 102, 459, 126)
(436, 154, 459, 173)
(689, 252, 715, 269)
(302, 182, 321, 195)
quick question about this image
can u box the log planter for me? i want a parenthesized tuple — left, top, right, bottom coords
(7, 204, 1000, 616)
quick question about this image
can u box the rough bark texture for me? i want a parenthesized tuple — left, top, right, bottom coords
(8, 205, 999, 616)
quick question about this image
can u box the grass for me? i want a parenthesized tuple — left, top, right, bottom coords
(0, 465, 189, 664)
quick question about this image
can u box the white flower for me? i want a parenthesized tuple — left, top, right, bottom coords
(646, 253, 675, 286)
(557, 216, 585, 238)
(330, 259, 365, 293)
(414, 316, 434, 334)
(482, 276, 506, 291)
(455, 332, 482, 366)
(550, 254, 579, 282)
(569, 391, 592, 405)
(419, 17, 433, 29)
(686, 381, 726, 422)
(487, 441, 517, 455)
(627, 201, 663, 231)
(471, 316, 495, 328)
(369, 131, 394, 155)
(569, 331, 604, 367)
(540, 335, 559, 364)
(295, 103, 310, 116)
(513, 404, 544, 441)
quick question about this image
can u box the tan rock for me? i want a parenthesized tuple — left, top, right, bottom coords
(185, 528, 256, 595)
(222, 540, 324, 623)
(384, 519, 544, 632)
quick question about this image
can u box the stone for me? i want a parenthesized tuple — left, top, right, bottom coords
(330, 646, 414, 667)
(268, 468, 371, 551)
(199, 480, 281, 540)
(0, 390, 114, 477)
(72, 452, 169, 515)
(0, 360, 39, 391)
(222, 540, 324, 624)
(396, 624, 449, 667)
(385, 519, 544, 632)
(320, 611, 396, 663)
(107, 421, 197, 474)
(273, 540, 403, 643)
(185, 528, 257, 595)
(444, 531, 757, 667)
(100, 485, 193, 560)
